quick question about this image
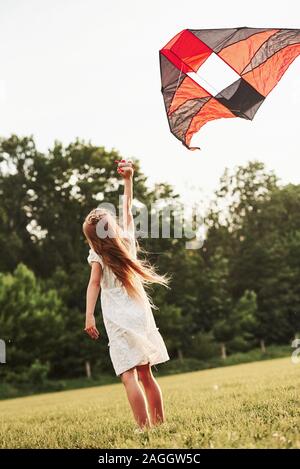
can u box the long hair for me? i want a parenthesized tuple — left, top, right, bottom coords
(83, 208, 170, 308)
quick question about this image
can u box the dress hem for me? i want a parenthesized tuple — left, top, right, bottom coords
(115, 354, 170, 377)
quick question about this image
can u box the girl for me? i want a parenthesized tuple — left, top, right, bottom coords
(82, 159, 170, 431)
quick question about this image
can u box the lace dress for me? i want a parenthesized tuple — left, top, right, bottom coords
(87, 226, 170, 376)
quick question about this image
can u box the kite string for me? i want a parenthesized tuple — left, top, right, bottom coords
(190, 72, 220, 96)
(170, 48, 222, 100)
(174, 61, 183, 96)
(175, 61, 222, 98)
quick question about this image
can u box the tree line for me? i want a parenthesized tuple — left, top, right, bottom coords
(0, 135, 299, 384)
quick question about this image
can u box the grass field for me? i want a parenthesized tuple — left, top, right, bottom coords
(1, 356, 300, 449)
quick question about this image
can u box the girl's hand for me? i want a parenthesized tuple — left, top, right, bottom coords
(84, 315, 100, 340)
(115, 159, 134, 179)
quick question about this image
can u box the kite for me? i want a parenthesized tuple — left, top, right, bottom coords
(159, 27, 300, 150)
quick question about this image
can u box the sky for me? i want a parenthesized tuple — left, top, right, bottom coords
(0, 0, 299, 205)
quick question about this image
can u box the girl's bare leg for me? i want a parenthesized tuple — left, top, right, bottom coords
(137, 363, 165, 426)
(120, 367, 151, 429)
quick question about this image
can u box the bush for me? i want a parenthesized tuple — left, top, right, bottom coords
(4, 360, 65, 393)
(228, 336, 253, 353)
(188, 332, 219, 359)
(27, 360, 50, 387)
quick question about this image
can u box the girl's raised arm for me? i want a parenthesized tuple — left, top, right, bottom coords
(115, 159, 135, 233)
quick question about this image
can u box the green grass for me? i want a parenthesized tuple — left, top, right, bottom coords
(0, 345, 291, 400)
(1, 356, 300, 449)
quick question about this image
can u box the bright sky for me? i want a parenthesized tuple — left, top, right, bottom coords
(0, 0, 299, 204)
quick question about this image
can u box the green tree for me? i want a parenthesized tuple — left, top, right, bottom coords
(0, 264, 64, 378)
(206, 247, 233, 359)
(233, 184, 300, 344)
(230, 290, 258, 352)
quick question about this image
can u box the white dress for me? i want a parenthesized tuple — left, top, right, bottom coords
(87, 226, 170, 376)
